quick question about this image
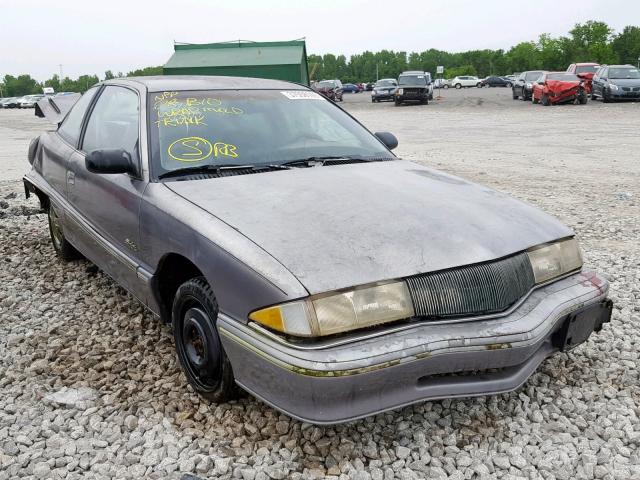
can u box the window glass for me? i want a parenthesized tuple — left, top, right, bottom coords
(82, 86, 139, 160)
(149, 89, 393, 175)
(58, 87, 99, 146)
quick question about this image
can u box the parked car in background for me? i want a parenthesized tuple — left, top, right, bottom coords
(365, 82, 375, 91)
(449, 76, 482, 88)
(312, 79, 344, 102)
(395, 71, 432, 105)
(481, 76, 512, 88)
(566, 63, 599, 93)
(531, 72, 587, 106)
(591, 65, 640, 102)
(25, 75, 611, 424)
(504, 75, 517, 83)
(433, 78, 449, 89)
(342, 83, 360, 93)
(2, 96, 23, 108)
(512, 71, 546, 100)
(0, 97, 17, 108)
(371, 78, 398, 102)
(19, 94, 45, 108)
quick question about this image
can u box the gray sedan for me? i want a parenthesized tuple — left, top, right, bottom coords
(24, 76, 612, 424)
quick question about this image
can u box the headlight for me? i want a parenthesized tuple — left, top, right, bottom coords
(609, 83, 618, 91)
(249, 281, 415, 337)
(397, 88, 404, 95)
(527, 238, 583, 284)
(526, 83, 532, 88)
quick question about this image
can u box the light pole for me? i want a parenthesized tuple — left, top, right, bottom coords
(637, 56, 640, 69)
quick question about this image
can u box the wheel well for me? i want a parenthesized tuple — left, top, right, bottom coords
(153, 253, 204, 323)
(24, 181, 49, 212)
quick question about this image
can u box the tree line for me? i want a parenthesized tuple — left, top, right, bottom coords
(2, 21, 639, 97)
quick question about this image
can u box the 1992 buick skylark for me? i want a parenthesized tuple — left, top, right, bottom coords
(25, 76, 612, 424)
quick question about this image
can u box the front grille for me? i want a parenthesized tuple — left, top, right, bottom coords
(406, 252, 535, 319)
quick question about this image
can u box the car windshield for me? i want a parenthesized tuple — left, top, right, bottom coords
(398, 75, 427, 86)
(317, 81, 336, 89)
(547, 73, 580, 81)
(575, 65, 598, 74)
(525, 72, 544, 81)
(149, 89, 394, 176)
(376, 80, 396, 87)
(609, 67, 640, 79)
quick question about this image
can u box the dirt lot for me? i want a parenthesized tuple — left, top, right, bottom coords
(1, 88, 639, 480)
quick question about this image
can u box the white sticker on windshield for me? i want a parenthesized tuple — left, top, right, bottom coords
(281, 91, 323, 100)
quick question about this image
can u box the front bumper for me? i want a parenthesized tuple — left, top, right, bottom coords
(219, 270, 611, 424)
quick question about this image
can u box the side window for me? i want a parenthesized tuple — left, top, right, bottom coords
(601, 68, 608, 79)
(58, 87, 99, 147)
(82, 86, 140, 162)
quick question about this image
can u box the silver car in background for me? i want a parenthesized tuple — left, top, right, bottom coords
(24, 76, 612, 424)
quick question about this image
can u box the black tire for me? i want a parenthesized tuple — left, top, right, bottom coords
(443, 84, 449, 89)
(172, 277, 238, 402)
(578, 93, 588, 105)
(602, 89, 611, 103)
(476, 83, 482, 88)
(455, 83, 462, 89)
(521, 90, 529, 101)
(48, 203, 82, 261)
(541, 94, 550, 106)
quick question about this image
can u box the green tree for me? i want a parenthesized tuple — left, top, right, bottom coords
(104, 70, 115, 80)
(127, 65, 163, 76)
(612, 26, 640, 65)
(2, 74, 40, 96)
(567, 21, 617, 63)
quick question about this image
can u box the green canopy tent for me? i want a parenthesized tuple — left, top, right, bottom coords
(163, 40, 309, 86)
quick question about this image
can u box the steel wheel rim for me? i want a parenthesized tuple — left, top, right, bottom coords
(179, 306, 222, 391)
(49, 207, 64, 249)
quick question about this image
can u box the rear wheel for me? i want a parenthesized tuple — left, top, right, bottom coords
(48, 204, 82, 261)
(476, 83, 482, 88)
(172, 277, 238, 402)
(455, 83, 462, 89)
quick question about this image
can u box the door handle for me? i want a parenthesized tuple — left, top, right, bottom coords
(67, 171, 75, 185)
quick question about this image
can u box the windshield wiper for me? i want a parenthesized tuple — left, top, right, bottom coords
(158, 164, 257, 179)
(278, 156, 389, 168)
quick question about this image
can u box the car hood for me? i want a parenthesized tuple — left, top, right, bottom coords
(166, 160, 572, 295)
(545, 80, 581, 93)
(609, 78, 640, 87)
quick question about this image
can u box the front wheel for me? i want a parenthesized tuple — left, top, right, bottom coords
(48, 203, 82, 261)
(173, 277, 238, 402)
(476, 83, 482, 88)
(541, 94, 550, 106)
(455, 84, 462, 89)
(443, 84, 449, 89)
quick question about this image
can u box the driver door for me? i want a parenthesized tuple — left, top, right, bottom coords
(64, 85, 148, 301)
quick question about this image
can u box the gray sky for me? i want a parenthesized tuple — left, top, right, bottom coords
(2, 0, 638, 81)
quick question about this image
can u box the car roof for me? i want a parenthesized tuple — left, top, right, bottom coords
(103, 75, 308, 93)
(603, 64, 636, 68)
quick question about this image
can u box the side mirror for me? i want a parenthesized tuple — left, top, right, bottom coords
(375, 131, 398, 150)
(85, 149, 134, 174)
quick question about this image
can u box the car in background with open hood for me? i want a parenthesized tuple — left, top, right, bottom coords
(531, 72, 588, 105)
(24, 76, 612, 424)
(312, 79, 343, 102)
(566, 63, 599, 93)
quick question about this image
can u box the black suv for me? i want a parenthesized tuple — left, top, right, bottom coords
(591, 65, 640, 102)
(395, 71, 432, 106)
(512, 71, 545, 100)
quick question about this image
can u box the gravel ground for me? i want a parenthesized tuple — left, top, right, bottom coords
(1, 89, 639, 480)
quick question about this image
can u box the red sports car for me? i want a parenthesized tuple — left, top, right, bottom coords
(566, 63, 599, 93)
(532, 72, 588, 106)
